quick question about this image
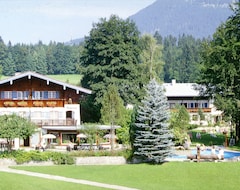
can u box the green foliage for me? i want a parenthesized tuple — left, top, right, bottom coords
(169, 105, 190, 145)
(190, 131, 225, 146)
(0, 114, 37, 151)
(162, 35, 202, 83)
(47, 152, 75, 165)
(80, 15, 146, 122)
(100, 84, 125, 125)
(79, 124, 102, 148)
(2, 52, 15, 76)
(116, 109, 132, 145)
(0, 150, 74, 165)
(100, 84, 129, 147)
(139, 34, 164, 80)
(198, 3, 240, 136)
(68, 149, 131, 159)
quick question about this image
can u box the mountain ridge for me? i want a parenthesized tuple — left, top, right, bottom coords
(129, 0, 234, 39)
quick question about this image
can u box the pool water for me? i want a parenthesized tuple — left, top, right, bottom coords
(171, 149, 240, 159)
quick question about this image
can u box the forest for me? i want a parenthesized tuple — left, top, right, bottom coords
(0, 32, 205, 84)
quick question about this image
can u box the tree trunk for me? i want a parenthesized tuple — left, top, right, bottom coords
(236, 121, 240, 142)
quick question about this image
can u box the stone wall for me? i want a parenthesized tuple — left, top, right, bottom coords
(0, 156, 127, 166)
(75, 156, 126, 165)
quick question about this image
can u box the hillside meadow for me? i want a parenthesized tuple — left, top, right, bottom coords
(47, 74, 82, 86)
(1, 74, 82, 86)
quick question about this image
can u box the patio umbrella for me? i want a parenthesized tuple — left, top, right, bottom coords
(77, 133, 87, 138)
(0, 138, 7, 144)
(42, 134, 56, 139)
(103, 134, 118, 139)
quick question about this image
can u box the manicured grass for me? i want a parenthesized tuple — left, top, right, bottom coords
(47, 74, 82, 86)
(12, 162, 240, 190)
(0, 171, 103, 190)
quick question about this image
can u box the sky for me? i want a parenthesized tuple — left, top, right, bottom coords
(0, 0, 155, 45)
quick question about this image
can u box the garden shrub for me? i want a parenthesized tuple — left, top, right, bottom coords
(68, 149, 131, 159)
(0, 150, 74, 165)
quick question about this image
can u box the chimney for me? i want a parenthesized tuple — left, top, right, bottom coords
(172, 79, 176, 85)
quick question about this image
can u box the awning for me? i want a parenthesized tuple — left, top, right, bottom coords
(42, 126, 81, 131)
(42, 124, 121, 131)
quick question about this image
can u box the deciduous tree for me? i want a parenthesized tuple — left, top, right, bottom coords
(198, 3, 240, 139)
(100, 84, 126, 149)
(169, 104, 190, 145)
(0, 114, 37, 151)
(139, 34, 164, 80)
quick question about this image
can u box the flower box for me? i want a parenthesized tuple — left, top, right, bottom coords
(33, 101, 44, 107)
(3, 101, 15, 107)
(46, 101, 57, 107)
(17, 101, 28, 107)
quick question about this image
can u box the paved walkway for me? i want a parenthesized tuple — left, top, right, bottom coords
(0, 166, 139, 190)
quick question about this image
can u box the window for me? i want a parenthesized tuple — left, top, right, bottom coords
(49, 111, 59, 119)
(2, 91, 12, 99)
(33, 91, 43, 99)
(0, 91, 29, 99)
(48, 91, 57, 99)
(32, 91, 59, 99)
(202, 103, 208, 108)
(62, 133, 76, 143)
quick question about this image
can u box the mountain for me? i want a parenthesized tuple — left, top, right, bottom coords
(129, 0, 235, 39)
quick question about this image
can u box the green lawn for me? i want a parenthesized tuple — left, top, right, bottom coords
(0, 171, 103, 190)
(10, 162, 240, 190)
(1, 74, 82, 86)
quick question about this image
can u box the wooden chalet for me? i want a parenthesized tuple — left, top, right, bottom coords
(163, 80, 222, 125)
(0, 71, 92, 149)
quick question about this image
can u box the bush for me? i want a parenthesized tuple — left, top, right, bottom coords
(47, 152, 74, 165)
(0, 150, 74, 165)
(68, 149, 131, 159)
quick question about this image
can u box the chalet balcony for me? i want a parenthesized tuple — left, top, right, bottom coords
(171, 108, 212, 113)
(187, 108, 211, 113)
(31, 118, 77, 126)
(0, 99, 66, 108)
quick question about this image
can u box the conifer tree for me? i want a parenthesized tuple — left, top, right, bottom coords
(133, 79, 173, 164)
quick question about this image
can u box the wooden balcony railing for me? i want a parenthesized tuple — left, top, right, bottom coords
(187, 108, 212, 113)
(171, 108, 212, 113)
(31, 119, 77, 126)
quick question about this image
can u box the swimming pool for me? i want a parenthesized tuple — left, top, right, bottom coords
(171, 149, 240, 160)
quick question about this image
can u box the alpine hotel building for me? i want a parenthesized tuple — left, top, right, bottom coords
(0, 71, 91, 149)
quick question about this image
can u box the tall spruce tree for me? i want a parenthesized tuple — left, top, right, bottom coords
(133, 79, 173, 164)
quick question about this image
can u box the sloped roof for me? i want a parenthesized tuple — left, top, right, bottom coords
(163, 80, 199, 97)
(0, 71, 92, 94)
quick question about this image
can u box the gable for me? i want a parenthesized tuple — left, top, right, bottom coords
(0, 71, 92, 95)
